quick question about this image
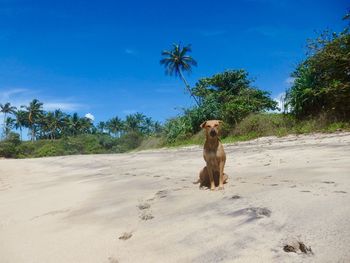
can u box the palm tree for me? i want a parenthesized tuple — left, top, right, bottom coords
(106, 116, 123, 137)
(66, 113, 80, 136)
(21, 99, 43, 141)
(97, 121, 107, 134)
(160, 43, 199, 105)
(0, 102, 17, 138)
(14, 110, 27, 141)
(4, 117, 15, 138)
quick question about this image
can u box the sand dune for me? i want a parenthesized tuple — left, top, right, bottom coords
(1, 132, 350, 263)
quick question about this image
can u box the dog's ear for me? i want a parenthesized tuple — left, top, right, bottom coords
(218, 120, 224, 125)
(200, 121, 207, 129)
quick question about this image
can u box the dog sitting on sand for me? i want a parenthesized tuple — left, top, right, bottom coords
(195, 120, 228, 190)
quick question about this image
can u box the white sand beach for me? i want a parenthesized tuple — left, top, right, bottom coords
(1, 132, 350, 263)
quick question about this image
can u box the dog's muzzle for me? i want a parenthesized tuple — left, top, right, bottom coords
(210, 129, 217, 137)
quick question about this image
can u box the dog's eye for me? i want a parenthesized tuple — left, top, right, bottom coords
(214, 124, 218, 127)
(206, 125, 210, 128)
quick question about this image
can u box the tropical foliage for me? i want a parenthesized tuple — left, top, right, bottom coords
(285, 14, 350, 120)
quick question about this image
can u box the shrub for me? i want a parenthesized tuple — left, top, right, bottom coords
(233, 113, 295, 137)
(0, 133, 21, 158)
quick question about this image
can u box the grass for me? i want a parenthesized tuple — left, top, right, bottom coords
(162, 113, 350, 148)
(1, 113, 349, 158)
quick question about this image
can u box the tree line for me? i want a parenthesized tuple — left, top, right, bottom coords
(0, 12, 349, 157)
(0, 99, 161, 141)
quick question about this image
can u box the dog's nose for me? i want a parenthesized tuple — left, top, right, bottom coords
(210, 129, 216, 137)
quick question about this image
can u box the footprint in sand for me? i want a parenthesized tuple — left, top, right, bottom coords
(137, 202, 151, 210)
(140, 213, 154, 221)
(107, 256, 119, 263)
(230, 207, 272, 222)
(137, 200, 154, 221)
(118, 232, 132, 240)
(155, 189, 169, 199)
(334, 190, 347, 194)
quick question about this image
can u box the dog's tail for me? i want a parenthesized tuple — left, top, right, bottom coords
(192, 178, 201, 184)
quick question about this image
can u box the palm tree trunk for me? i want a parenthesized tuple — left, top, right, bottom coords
(178, 70, 200, 106)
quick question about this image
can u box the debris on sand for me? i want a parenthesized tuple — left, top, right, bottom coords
(283, 241, 313, 255)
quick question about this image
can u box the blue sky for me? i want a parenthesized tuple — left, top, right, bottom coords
(0, 0, 348, 124)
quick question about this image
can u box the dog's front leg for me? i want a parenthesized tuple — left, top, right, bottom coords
(207, 164, 216, 191)
(218, 161, 225, 190)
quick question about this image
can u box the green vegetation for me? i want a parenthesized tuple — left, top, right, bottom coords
(1, 14, 349, 158)
(285, 13, 350, 120)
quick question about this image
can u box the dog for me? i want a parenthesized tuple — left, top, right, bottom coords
(195, 120, 228, 190)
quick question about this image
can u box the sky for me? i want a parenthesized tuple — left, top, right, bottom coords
(0, 0, 348, 125)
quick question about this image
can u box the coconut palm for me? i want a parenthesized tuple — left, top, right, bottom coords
(21, 99, 43, 141)
(66, 113, 80, 136)
(14, 110, 27, 141)
(160, 43, 199, 105)
(4, 117, 15, 138)
(97, 121, 107, 134)
(106, 116, 123, 137)
(0, 102, 17, 138)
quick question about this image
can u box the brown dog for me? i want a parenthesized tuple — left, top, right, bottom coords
(196, 120, 228, 190)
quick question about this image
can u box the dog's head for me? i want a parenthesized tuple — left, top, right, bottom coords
(200, 120, 223, 138)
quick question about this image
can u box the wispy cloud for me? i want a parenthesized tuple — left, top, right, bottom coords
(0, 88, 29, 101)
(285, 77, 295, 86)
(44, 102, 84, 111)
(0, 88, 85, 112)
(273, 92, 286, 112)
(124, 48, 137, 55)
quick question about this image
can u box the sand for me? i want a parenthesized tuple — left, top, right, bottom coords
(1, 132, 350, 263)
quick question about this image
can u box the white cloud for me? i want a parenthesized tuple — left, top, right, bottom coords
(85, 113, 95, 121)
(125, 48, 137, 55)
(285, 77, 295, 86)
(44, 102, 83, 111)
(0, 88, 28, 101)
(0, 87, 86, 116)
(273, 92, 286, 112)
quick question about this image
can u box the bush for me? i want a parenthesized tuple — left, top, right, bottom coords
(0, 133, 21, 158)
(233, 113, 296, 137)
(34, 142, 66, 157)
(115, 132, 143, 152)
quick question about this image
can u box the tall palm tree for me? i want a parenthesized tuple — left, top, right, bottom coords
(107, 116, 123, 137)
(4, 117, 15, 138)
(97, 121, 107, 134)
(14, 110, 27, 141)
(21, 99, 43, 141)
(0, 102, 17, 138)
(160, 43, 199, 105)
(66, 113, 80, 136)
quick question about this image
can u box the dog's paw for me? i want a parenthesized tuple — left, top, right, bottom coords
(218, 186, 225, 190)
